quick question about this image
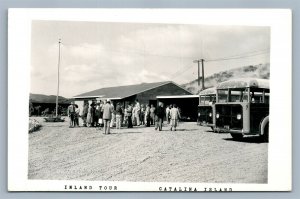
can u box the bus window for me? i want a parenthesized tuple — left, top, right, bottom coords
(249, 88, 268, 103)
(229, 88, 249, 102)
(200, 96, 206, 104)
(217, 89, 229, 102)
(211, 95, 216, 104)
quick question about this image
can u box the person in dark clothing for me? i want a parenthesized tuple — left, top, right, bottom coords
(127, 104, 133, 128)
(145, 104, 151, 127)
(155, 102, 164, 131)
(67, 102, 76, 128)
(115, 102, 123, 129)
(94, 103, 101, 127)
(82, 102, 89, 127)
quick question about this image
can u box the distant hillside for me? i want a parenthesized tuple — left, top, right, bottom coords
(182, 63, 270, 94)
(30, 93, 71, 104)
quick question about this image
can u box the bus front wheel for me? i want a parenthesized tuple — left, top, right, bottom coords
(261, 123, 269, 142)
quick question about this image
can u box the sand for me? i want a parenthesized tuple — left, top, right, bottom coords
(28, 117, 268, 183)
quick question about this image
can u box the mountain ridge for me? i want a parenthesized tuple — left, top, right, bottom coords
(30, 93, 71, 104)
(182, 63, 270, 94)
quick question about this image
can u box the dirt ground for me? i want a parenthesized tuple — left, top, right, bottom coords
(28, 117, 268, 183)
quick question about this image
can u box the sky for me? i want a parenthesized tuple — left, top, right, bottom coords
(31, 21, 270, 98)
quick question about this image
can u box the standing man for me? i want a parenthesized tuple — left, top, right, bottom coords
(115, 102, 122, 129)
(110, 102, 115, 128)
(82, 102, 89, 127)
(134, 99, 141, 126)
(145, 104, 151, 127)
(127, 103, 133, 128)
(166, 105, 171, 124)
(140, 104, 145, 125)
(103, 99, 114, 134)
(170, 104, 181, 131)
(150, 104, 156, 125)
(155, 102, 164, 131)
(74, 104, 80, 127)
(67, 101, 76, 128)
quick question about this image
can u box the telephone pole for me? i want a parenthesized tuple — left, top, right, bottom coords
(55, 38, 61, 117)
(193, 59, 205, 91)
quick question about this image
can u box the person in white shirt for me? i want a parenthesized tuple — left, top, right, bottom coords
(166, 105, 171, 124)
(134, 99, 141, 126)
(170, 104, 181, 131)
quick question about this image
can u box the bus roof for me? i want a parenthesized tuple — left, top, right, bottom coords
(216, 78, 270, 89)
(199, 87, 216, 96)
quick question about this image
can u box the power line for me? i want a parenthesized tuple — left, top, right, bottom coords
(61, 42, 269, 63)
(170, 64, 194, 79)
(60, 42, 269, 83)
(206, 50, 270, 62)
(172, 66, 194, 80)
(61, 42, 198, 60)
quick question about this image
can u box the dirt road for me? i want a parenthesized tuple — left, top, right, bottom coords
(28, 117, 268, 183)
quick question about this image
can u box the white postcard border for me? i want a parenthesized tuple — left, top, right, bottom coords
(8, 9, 292, 191)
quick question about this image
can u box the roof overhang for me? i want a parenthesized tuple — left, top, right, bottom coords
(157, 95, 198, 99)
(73, 95, 103, 99)
(73, 95, 122, 100)
(99, 97, 122, 100)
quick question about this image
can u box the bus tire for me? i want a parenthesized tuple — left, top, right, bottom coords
(260, 116, 269, 142)
(230, 133, 243, 140)
(261, 123, 269, 142)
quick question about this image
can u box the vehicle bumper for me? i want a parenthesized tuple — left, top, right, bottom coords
(214, 128, 249, 134)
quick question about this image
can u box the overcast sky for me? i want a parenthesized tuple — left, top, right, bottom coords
(31, 21, 270, 98)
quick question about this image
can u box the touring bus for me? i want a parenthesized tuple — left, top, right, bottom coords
(214, 78, 269, 141)
(197, 87, 216, 130)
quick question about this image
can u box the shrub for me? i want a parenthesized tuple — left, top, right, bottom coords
(29, 119, 42, 133)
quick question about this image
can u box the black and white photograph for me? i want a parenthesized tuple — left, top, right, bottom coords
(8, 9, 292, 191)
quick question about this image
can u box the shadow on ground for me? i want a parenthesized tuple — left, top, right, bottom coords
(107, 131, 143, 135)
(223, 136, 267, 144)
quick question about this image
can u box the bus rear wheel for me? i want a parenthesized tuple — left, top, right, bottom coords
(230, 133, 243, 140)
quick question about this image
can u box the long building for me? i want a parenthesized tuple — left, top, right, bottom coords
(73, 81, 193, 109)
(74, 81, 200, 120)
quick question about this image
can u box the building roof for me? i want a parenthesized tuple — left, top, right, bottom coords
(199, 87, 216, 96)
(157, 95, 198, 99)
(74, 81, 192, 99)
(217, 78, 270, 90)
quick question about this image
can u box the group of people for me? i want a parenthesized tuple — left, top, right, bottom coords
(67, 99, 181, 134)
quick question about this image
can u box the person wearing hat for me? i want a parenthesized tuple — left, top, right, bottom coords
(67, 101, 76, 128)
(102, 99, 114, 134)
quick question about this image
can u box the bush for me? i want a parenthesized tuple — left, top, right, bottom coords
(29, 119, 42, 133)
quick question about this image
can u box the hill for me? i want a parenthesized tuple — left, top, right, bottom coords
(30, 93, 71, 104)
(182, 63, 270, 94)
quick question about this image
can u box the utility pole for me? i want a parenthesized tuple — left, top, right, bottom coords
(193, 59, 205, 91)
(55, 38, 61, 117)
(201, 59, 205, 91)
(193, 60, 200, 86)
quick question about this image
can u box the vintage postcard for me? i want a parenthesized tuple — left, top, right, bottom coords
(8, 9, 292, 191)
